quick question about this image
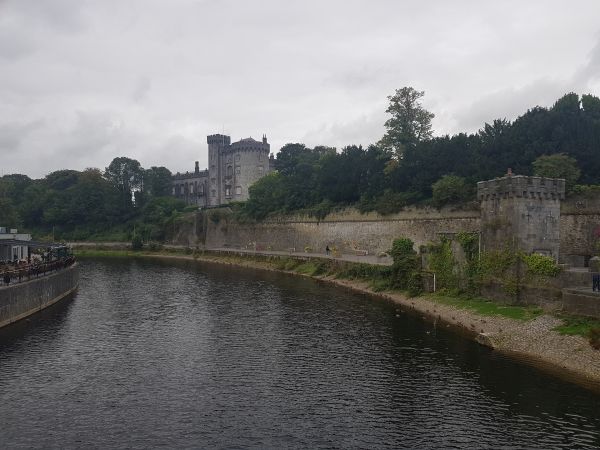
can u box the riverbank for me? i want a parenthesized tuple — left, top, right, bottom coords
(75, 248, 600, 391)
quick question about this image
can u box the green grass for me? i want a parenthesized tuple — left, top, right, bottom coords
(554, 315, 600, 337)
(428, 294, 543, 321)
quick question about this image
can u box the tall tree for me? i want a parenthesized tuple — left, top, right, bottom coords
(144, 166, 173, 197)
(379, 87, 435, 158)
(104, 157, 143, 206)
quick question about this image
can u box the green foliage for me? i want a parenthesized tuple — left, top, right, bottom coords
(379, 86, 435, 158)
(430, 294, 543, 321)
(428, 239, 457, 291)
(532, 153, 580, 190)
(359, 190, 420, 215)
(431, 175, 473, 208)
(144, 166, 173, 197)
(555, 316, 600, 350)
(456, 232, 478, 259)
(388, 238, 421, 292)
(522, 253, 561, 277)
(131, 234, 143, 250)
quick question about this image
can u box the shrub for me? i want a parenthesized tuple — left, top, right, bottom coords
(431, 175, 473, 208)
(389, 238, 420, 290)
(131, 235, 143, 251)
(522, 253, 561, 277)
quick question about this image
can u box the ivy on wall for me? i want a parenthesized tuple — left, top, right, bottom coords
(423, 233, 561, 297)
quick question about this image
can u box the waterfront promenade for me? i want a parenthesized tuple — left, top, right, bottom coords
(68, 242, 394, 266)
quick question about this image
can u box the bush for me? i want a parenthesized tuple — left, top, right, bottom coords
(522, 253, 561, 277)
(389, 237, 420, 290)
(131, 235, 143, 251)
(431, 175, 473, 208)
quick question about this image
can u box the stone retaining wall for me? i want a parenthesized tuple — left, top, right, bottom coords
(0, 264, 79, 329)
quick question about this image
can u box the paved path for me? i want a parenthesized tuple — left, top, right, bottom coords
(209, 247, 393, 266)
(69, 242, 393, 266)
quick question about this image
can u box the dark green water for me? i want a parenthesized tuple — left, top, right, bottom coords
(0, 258, 599, 449)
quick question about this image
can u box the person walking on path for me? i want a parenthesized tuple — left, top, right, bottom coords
(326, 245, 330, 256)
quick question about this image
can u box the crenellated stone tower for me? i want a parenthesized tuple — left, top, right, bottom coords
(173, 132, 271, 207)
(477, 171, 566, 260)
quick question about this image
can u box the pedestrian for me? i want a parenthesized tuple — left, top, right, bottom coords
(326, 245, 330, 256)
(3, 272, 10, 286)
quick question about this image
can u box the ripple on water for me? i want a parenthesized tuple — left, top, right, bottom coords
(0, 258, 598, 449)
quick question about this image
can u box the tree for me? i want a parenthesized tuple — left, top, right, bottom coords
(144, 166, 173, 197)
(379, 87, 435, 158)
(532, 153, 580, 189)
(104, 157, 144, 206)
(431, 175, 473, 208)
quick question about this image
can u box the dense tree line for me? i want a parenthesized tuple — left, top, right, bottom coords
(2, 90, 599, 238)
(0, 158, 188, 241)
(242, 91, 600, 219)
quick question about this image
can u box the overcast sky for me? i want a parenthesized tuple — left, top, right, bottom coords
(1, 0, 600, 178)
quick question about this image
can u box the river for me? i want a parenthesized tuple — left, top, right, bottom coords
(0, 258, 599, 448)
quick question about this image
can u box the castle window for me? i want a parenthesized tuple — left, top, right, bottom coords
(225, 188, 231, 197)
(236, 186, 242, 195)
(258, 153, 263, 161)
(235, 154, 240, 161)
(211, 178, 216, 185)
(227, 166, 233, 177)
(258, 165, 264, 174)
(211, 189, 216, 197)
(235, 166, 241, 175)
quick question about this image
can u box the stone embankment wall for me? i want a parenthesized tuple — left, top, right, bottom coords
(0, 264, 79, 329)
(204, 207, 482, 255)
(200, 200, 600, 264)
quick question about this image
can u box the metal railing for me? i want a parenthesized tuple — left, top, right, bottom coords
(1, 257, 76, 287)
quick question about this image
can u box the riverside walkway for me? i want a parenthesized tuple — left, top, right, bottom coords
(209, 247, 393, 266)
(68, 242, 393, 266)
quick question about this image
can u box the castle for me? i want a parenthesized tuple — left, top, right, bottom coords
(172, 133, 273, 207)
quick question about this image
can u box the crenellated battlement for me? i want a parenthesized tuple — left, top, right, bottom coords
(207, 134, 231, 145)
(477, 175, 565, 201)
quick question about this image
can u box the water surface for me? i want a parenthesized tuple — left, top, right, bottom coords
(0, 258, 599, 448)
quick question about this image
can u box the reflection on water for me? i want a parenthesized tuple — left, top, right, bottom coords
(0, 257, 599, 449)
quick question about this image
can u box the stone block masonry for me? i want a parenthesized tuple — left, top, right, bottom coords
(478, 174, 565, 260)
(0, 264, 79, 329)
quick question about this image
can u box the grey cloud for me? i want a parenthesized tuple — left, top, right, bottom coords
(132, 76, 151, 103)
(0, 0, 599, 177)
(0, 119, 44, 151)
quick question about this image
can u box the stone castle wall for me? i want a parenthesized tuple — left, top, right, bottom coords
(201, 201, 600, 264)
(204, 207, 482, 255)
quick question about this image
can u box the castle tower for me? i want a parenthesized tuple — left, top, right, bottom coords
(207, 134, 231, 206)
(477, 172, 566, 260)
